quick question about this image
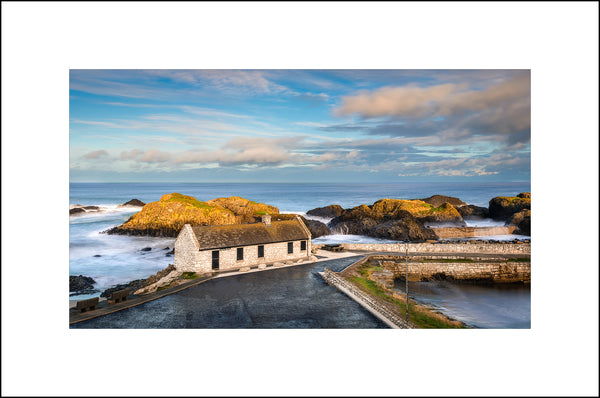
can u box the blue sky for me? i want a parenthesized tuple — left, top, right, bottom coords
(69, 69, 530, 182)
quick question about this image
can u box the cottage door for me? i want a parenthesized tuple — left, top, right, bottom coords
(212, 250, 219, 270)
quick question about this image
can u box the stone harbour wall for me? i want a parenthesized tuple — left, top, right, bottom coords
(378, 259, 531, 283)
(432, 226, 517, 239)
(336, 242, 530, 255)
(319, 268, 414, 329)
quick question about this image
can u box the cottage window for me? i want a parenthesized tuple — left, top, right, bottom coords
(300, 240, 307, 251)
(288, 242, 293, 254)
(237, 247, 244, 261)
(258, 245, 264, 258)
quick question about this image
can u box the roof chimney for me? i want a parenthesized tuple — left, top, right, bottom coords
(261, 214, 271, 226)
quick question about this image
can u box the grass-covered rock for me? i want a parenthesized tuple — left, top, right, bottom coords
(489, 195, 531, 220)
(105, 193, 279, 237)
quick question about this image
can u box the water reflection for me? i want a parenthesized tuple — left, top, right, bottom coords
(394, 280, 531, 329)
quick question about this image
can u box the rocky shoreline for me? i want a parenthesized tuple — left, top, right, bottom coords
(93, 192, 530, 242)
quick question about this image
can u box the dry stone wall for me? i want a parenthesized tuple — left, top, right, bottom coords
(379, 259, 530, 283)
(337, 242, 530, 255)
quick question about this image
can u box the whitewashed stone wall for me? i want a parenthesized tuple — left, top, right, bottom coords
(176, 239, 311, 273)
(174, 224, 201, 272)
(206, 240, 310, 272)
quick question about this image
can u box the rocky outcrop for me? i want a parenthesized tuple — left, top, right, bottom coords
(120, 198, 145, 207)
(69, 205, 101, 216)
(306, 204, 344, 219)
(419, 195, 466, 208)
(517, 192, 531, 199)
(70, 207, 85, 215)
(328, 198, 464, 241)
(506, 209, 531, 235)
(489, 195, 531, 221)
(105, 193, 278, 237)
(457, 204, 489, 219)
(69, 275, 98, 294)
(304, 219, 331, 238)
(100, 264, 177, 298)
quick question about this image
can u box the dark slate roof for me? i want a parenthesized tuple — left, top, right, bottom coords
(191, 219, 310, 251)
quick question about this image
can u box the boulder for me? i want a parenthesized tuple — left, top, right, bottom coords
(457, 204, 489, 219)
(305, 219, 331, 238)
(489, 195, 531, 220)
(120, 198, 146, 207)
(140, 247, 152, 252)
(419, 195, 466, 208)
(70, 207, 85, 215)
(517, 192, 531, 199)
(306, 204, 344, 219)
(507, 209, 531, 235)
(82, 206, 100, 211)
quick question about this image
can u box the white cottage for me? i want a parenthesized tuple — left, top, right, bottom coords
(174, 215, 312, 273)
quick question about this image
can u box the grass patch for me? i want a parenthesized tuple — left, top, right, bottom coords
(161, 193, 212, 209)
(507, 257, 531, 262)
(156, 282, 172, 292)
(255, 210, 268, 215)
(182, 272, 199, 279)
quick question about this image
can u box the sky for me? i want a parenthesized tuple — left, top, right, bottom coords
(69, 69, 531, 183)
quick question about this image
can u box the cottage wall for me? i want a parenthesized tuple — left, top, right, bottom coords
(174, 225, 201, 272)
(194, 239, 310, 272)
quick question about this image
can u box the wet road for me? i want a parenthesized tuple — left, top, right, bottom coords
(71, 256, 388, 329)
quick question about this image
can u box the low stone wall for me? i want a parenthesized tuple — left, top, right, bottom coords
(337, 242, 530, 255)
(378, 259, 530, 283)
(432, 226, 516, 239)
(319, 268, 414, 329)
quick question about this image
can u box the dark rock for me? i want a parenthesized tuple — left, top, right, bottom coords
(70, 207, 85, 215)
(419, 195, 466, 208)
(93, 254, 101, 257)
(100, 264, 176, 297)
(457, 204, 489, 219)
(305, 219, 331, 238)
(306, 204, 344, 219)
(120, 198, 146, 207)
(329, 203, 437, 242)
(140, 247, 152, 252)
(70, 275, 97, 292)
(489, 195, 531, 220)
(517, 192, 531, 199)
(163, 247, 170, 250)
(82, 205, 100, 211)
(507, 209, 531, 235)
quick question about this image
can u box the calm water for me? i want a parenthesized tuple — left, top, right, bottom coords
(394, 280, 531, 329)
(69, 182, 531, 328)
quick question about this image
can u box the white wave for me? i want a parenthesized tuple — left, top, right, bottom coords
(461, 234, 531, 241)
(313, 234, 399, 244)
(279, 210, 334, 225)
(464, 218, 507, 227)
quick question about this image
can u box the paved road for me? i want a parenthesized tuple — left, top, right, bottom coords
(70, 255, 388, 329)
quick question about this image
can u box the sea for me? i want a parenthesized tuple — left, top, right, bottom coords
(70, 181, 531, 328)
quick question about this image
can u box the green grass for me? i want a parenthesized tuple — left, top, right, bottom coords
(349, 275, 464, 328)
(156, 283, 172, 291)
(255, 210, 268, 215)
(182, 272, 199, 279)
(162, 193, 212, 209)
